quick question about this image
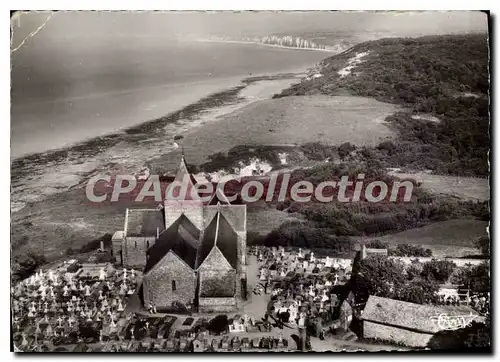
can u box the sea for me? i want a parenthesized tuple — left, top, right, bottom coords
(10, 40, 328, 212)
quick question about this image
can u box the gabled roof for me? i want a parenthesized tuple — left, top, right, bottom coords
(124, 208, 165, 237)
(203, 204, 246, 232)
(361, 295, 481, 334)
(144, 214, 200, 273)
(146, 249, 195, 276)
(196, 211, 238, 269)
(207, 191, 231, 205)
(198, 246, 234, 272)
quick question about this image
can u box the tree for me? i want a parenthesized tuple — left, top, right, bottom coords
(79, 322, 99, 340)
(365, 240, 388, 249)
(421, 259, 456, 283)
(278, 311, 290, 325)
(78, 234, 113, 253)
(354, 255, 406, 299)
(390, 244, 432, 257)
(247, 231, 266, 246)
(475, 236, 490, 257)
(396, 278, 439, 304)
(353, 255, 447, 305)
(337, 142, 356, 160)
(11, 252, 47, 283)
(207, 315, 229, 335)
(406, 264, 422, 281)
(377, 140, 397, 154)
(95, 251, 114, 263)
(452, 262, 490, 293)
(300, 142, 337, 161)
(263, 222, 353, 252)
(427, 321, 490, 350)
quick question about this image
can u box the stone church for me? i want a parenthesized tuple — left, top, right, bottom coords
(111, 155, 247, 313)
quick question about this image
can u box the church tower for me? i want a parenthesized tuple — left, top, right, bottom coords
(163, 155, 205, 231)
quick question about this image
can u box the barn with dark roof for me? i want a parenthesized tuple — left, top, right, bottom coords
(360, 295, 484, 348)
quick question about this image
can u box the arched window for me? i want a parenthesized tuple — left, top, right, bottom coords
(172, 280, 176, 291)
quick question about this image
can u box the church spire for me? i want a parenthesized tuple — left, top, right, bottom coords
(175, 154, 191, 182)
(171, 152, 202, 201)
(174, 134, 185, 159)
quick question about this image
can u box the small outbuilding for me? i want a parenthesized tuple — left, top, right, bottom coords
(360, 295, 484, 348)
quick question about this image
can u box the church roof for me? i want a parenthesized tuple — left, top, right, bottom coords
(165, 155, 202, 201)
(203, 204, 246, 232)
(207, 190, 231, 205)
(174, 155, 198, 187)
(196, 210, 238, 269)
(144, 214, 200, 273)
(124, 208, 165, 237)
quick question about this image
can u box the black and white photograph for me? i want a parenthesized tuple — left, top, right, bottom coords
(9, 8, 491, 353)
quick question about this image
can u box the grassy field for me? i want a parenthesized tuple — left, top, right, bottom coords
(11, 190, 306, 261)
(148, 95, 399, 171)
(388, 171, 489, 202)
(11, 186, 128, 260)
(276, 34, 489, 177)
(246, 206, 304, 236)
(364, 219, 489, 257)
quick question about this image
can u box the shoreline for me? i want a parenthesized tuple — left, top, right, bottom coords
(11, 70, 310, 163)
(11, 75, 246, 160)
(10, 70, 308, 214)
(10, 68, 312, 258)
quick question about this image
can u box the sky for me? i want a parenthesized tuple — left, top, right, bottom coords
(11, 11, 488, 47)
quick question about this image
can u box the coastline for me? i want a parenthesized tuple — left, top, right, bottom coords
(10, 68, 312, 259)
(11, 76, 246, 159)
(12, 41, 328, 160)
(195, 39, 337, 53)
